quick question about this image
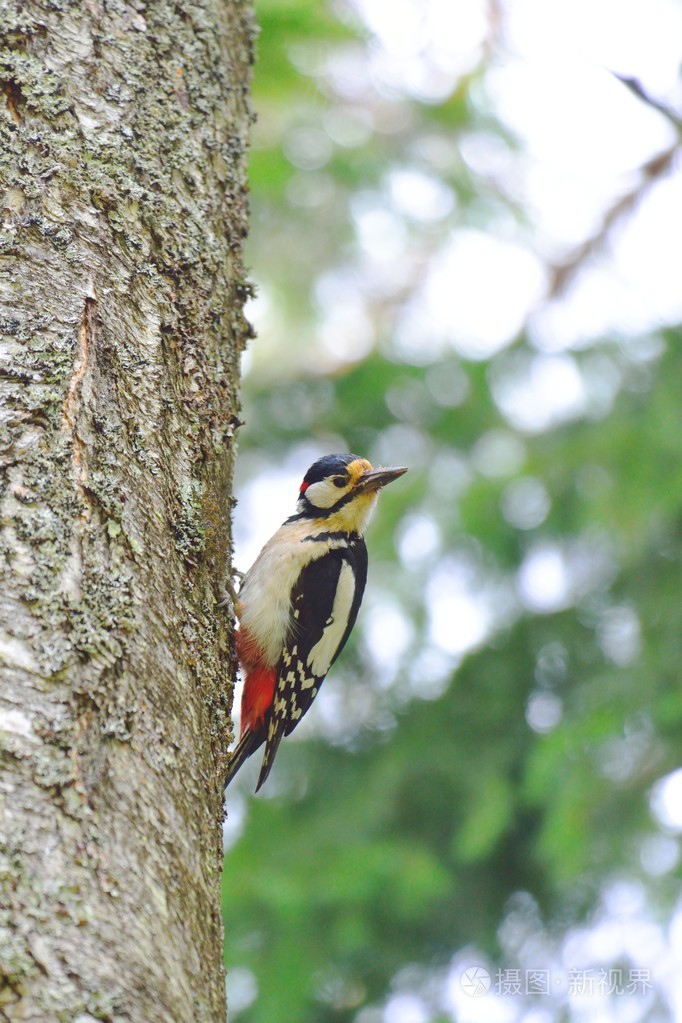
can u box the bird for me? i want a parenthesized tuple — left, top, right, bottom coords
(224, 453, 407, 793)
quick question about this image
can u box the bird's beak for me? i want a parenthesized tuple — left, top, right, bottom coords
(356, 466, 408, 493)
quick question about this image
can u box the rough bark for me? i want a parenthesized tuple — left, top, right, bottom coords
(0, 1, 253, 1020)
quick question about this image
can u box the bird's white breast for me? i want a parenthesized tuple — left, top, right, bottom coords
(238, 519, 346, 668)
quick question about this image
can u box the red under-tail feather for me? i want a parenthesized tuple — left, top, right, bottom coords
(224, 646, 277, 789)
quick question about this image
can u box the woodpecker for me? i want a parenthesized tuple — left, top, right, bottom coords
(224, 453, 407, 793)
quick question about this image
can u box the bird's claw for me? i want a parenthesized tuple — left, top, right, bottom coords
(217, 568, 243, 612)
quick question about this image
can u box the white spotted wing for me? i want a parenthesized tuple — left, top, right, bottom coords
(255, 540, 367, 790)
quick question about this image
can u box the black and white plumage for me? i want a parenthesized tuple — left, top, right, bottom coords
(225, 453, 406, 793)
(258, 536, 368, 788)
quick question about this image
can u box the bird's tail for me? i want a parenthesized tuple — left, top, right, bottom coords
(254, 725, 285, 793)
(224, 728, 265, 790)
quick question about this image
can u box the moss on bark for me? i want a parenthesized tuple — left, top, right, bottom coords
(0, 1, 254, 1019)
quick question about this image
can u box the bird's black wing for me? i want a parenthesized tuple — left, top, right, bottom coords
(255, 537, 367, 791)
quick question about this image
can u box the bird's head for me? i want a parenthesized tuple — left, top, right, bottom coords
(295, 453, 407, 534)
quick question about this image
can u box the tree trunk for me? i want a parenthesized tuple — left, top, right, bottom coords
(0, 2, 252, 1020)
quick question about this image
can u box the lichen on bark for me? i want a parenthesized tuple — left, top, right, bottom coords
(0, 1, 254, 1019)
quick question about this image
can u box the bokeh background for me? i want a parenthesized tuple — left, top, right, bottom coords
(222, 1, 682, 1020)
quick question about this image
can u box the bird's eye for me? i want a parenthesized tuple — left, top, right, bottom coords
(332, 476, 347, 488)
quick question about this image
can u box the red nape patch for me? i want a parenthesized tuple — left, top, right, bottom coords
(299, 480, 309, 493)
(240, 665, 276, 737)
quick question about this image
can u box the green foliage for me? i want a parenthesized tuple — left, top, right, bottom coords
(224, 1, 682, 1020)
(226, 339, 682, 1007)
